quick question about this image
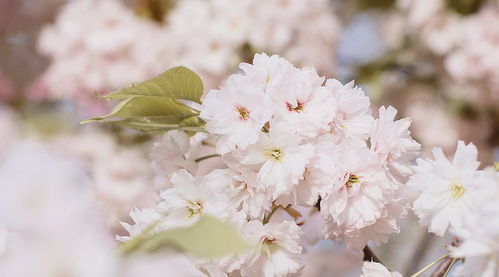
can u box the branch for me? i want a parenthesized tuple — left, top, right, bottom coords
(363, 246, 381, 263)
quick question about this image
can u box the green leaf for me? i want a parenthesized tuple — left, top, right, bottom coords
(100, 66, 204, 104)
(82, 97, 196, 121)
(81, 97, 204, 134)
(82, 66, 206, 134)
(115, 117, 205, 135)
(123, 216, 253, 258)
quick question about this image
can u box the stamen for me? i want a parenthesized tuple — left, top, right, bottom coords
(451, 181, 465, 200)
(346, 173, 360, 188)
(286, 101, 304, 112)
(186, 200, 204, 218)
(236, 106, 250, 120)
(264, 148, 283, 161)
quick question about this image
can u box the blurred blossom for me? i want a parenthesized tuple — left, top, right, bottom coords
(397, 0, 444, 28)
(444, 6, 499, 98)
(0, 70, 15, 102)
(51, 128, 155, 228)
(405, 92, 459, 153)
(37, 0, 170, 115)
(0, 142, 93, 232)
(0, 140, 222, 276)
(0, 142, 119, 277)
(397, 0, 499, 102)
(36, 0, 340, 115)
(0, 106, 20, 154)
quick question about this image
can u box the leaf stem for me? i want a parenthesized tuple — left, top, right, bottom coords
(194, 154, 220, 163)
(410, 253, 450, 277)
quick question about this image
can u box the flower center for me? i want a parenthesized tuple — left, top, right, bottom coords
(261, 235, 278, 253)
(286, 101, 304, 112)
(346, 173, 360, 189)
(451, 182, 465, 200)
(237, 181, 248, 190)
(264, 148, 283, 161)
(236, 106, 250, 120)
(186, 200, 204, 218)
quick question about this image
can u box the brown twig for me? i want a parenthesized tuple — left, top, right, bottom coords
(363, 246, 382, 263)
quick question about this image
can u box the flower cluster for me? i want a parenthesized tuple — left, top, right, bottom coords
(0, 142, 209, 277)
(37, 0, 170, 113)
(121, 53, 421, 276)
(51, 128, 155, 228)
(37, 0, 340, 114)
(443, 6, 499, 97)
(398, 0, 499, 99)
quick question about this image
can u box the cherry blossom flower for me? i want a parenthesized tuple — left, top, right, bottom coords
(239, 53, 298, 91)
(239, 220, 304, 277)
(408, 141, 487, 236)
(235, 127, 315, 199)
(325, 79, 374, 141)
(201, 74, 273, 154)
(272, 68, 335, 138)
(319, 140, 391, 231)
(450, 168, 499, 277)
(119, 169, 243, 241)
(370, 106, 421, 183)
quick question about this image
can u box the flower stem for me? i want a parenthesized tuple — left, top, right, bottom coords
(442, 258, 457, 277)
(410, 253, 450, 277)
(263, 205, 280, 224)
(194, 154, 220, 163)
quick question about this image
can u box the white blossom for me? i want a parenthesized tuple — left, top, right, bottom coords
(119, 169, 243, 241)
(201, 74, 273, 154)
(239, 220, 304, 277)
(325, 79, 374, 141)
(450, 168, 499, 277)
(370, 106, 421, 183)
(408, 141, 487, 236)
(235, 126, 315, 199)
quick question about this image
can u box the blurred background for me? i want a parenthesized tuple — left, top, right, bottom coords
(0, 0, 498, 276)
